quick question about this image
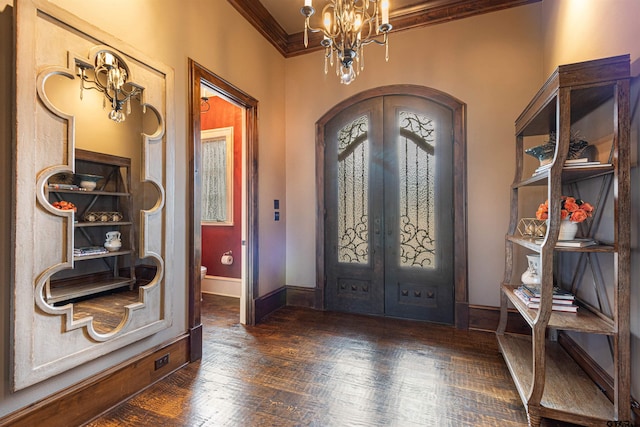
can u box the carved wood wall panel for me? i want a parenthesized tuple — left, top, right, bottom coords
(12, 0, 174, 390)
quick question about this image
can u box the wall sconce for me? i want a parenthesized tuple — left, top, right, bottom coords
(201, 96, 211, 113)
(77, 50, 141, 123)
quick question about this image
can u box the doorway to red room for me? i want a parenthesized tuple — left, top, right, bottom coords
(188, 60, 259, 359)
(199, 90, 244, 307)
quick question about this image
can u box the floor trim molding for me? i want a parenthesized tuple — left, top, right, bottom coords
(0, 334, 190, 427)
(255, 286, 286, 322)
(284, 286, 530, 334)
(286, 285, 323, 309)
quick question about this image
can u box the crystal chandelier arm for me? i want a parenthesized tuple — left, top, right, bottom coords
(360, 29, 390, 46)
(77, 63, 140, 109)
(78, 67, 106, 93)
(304, 2, 353, 39)
(301, 0, 392, 85)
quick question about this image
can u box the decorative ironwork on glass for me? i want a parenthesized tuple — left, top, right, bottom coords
(338, 115, 369, 264)
(398, 111, 436, 268)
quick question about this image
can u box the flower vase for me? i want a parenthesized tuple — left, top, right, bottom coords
(521, 254, 541, 287)
(558, 219, 578, 241)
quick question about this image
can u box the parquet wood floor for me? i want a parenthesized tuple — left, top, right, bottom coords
(87, 295, 578, 427)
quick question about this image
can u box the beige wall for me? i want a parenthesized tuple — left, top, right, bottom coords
(0, 0, 286, 417)
(541, 0, 640, 76)
(284, 3, 544, 309)
(541, 0, 640, 402)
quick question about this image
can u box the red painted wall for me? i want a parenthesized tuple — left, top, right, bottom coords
(201, 96, 242, 278)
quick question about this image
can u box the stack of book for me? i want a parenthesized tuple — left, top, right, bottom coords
(514, 284, 578, 312)
(74, 246, 108, 257)
(48, 183, 83, 191)
(534, 237, 598, 247)
(533, 158, 611, 176)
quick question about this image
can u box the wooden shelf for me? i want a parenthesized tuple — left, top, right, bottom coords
(501, 284, 615, 335)
(514, 165, 614, 188)
(46, 150, 137, 306)
(515, 55, 628, 136)
(73, 250, 132, 261)
(48, 277, 134, 304)
(499, 55, 631, 426)
(497, 333, 614, 424)
(75, 221, 133, 228)
(506, 235, 615, 253)
(49, 188, 130, 197)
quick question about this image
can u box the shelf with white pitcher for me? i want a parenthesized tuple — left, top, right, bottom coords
(46, 149, 137, 304)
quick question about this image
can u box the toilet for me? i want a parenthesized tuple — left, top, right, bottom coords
(200, 266, 207, 301)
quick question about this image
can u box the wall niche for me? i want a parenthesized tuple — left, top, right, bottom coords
(12, 0, 174, 390)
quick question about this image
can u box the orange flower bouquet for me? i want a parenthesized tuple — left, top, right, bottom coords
(535, 196, 594, 223)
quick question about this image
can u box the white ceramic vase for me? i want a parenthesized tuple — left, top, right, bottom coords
(558, 219, 578, 240)
(521, 254, 541, 286)
(104, 231, 122, 252)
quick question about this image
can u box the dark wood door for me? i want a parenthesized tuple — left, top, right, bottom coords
(324, 95, 454, 323)
(382, 95, 454, 323)
(324, 97, 385, 315)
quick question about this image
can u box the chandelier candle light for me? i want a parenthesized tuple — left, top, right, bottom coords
(301, 0, 392, 85)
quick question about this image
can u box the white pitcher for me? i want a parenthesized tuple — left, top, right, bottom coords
(521, 254, 541, 287)
(104, 231, 122, 252)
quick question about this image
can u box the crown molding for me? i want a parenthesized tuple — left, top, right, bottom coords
(228, 0, 541, 58)
(227, 0, 290, 56)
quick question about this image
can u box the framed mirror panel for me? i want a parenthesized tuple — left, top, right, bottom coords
(12, 0, 174, 390)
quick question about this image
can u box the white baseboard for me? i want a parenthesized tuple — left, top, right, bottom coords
(201, 275, 241, 298)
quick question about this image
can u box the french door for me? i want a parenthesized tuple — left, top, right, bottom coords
(324, 94, 454, 323)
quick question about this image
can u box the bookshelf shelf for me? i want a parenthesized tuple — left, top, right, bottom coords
(496, 55, 631, 426)
(46, 149, 137, 304)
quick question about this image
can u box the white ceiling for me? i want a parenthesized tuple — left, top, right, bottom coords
(259, 0, 420, 34)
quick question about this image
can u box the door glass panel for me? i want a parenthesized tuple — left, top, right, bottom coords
(337, 115, 369, 264)
(398, 111, 436, 268)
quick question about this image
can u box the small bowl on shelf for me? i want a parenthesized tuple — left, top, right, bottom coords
(525, 143, 555, 166)
(75, 174, 103, 191)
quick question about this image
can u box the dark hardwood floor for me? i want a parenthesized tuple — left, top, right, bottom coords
(72, 289, 140, 333)
(87, 294, 578, 426)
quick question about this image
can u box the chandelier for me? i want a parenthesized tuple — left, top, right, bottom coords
(77, 50, 141, 123)
(301, 0, 392, 85)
